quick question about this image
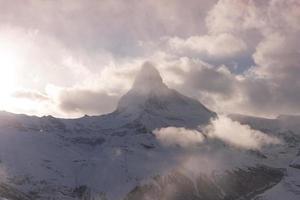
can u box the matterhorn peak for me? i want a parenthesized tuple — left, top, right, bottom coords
(115, 62, 216, 129)
(132, 62, 166, 92)
(116, 62, 170, 112)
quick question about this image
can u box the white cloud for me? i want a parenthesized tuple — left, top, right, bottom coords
(169, 0, 300, 117)
(205, 115, 280, 149)
(12, 89, 49, 101)
(58, 88, 119, 115)
(154, 115, 280, 150)
(168, 33, 247, 58)
(205, 0, 263, 34)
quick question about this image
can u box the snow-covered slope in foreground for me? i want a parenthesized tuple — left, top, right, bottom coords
(0, 65, 299, 200)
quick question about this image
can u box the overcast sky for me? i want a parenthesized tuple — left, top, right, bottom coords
(0, 0, 299, 118)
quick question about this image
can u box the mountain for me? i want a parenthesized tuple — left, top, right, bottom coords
(0, 65, 299, 200)
(114, 63, 216, 130)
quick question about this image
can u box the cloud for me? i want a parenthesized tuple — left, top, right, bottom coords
(182, 64, 237, 98)
(0, 0, 299, 118)
(168, 33, 247, 58)
(58, 88, 119, 115)
(240, 0, 300, 116)
(0, 25, 111, 91)
(205, 0, 264, 34)
(154, 115, 280, 150)
(168, 0, 300, 117)
(0, 0, 217, 55)
(12, 90, 49, 101)
(205, 115, 280, 149)
(154, 127, 204, 148)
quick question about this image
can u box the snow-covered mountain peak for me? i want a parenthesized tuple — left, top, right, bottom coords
(116, 63, 170, 112)
(131, 62, 165, 93)
(115, 63, 216, 129)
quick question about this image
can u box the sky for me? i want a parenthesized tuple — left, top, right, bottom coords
(0, 0, 299, 118)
